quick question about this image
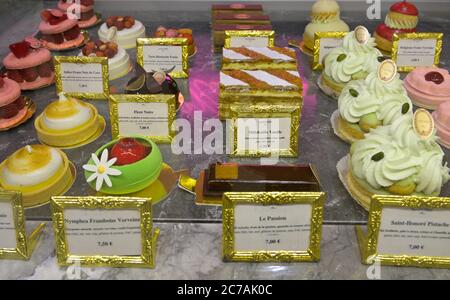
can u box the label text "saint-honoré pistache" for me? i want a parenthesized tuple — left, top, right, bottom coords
(391, 220, 450, 227)
(65, 218, 140, 225)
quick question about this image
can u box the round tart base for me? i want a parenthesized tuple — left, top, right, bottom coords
(38, 115, 106, 149)
(317, 74, 341, 99)
(374, 31, 393, 53)
(330, 110, 363, 144)
(35, 102, 101, 147)
(93, 163, 178, 205)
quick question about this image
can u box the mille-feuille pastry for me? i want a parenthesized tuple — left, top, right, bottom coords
(212, 3, 264, 16)
(347, 113, 450, 209)
(303, 0, 349, 51)
(219, 69, 302, 119)
(213, 24, 273, 52)
(404, 67, 450, 110)
(0, 144, 73, 207)
(321, 26, 382, 98)
(374, 1, 419, 52)
(213, 12, 270, 26)
(222, 47, 297, 70)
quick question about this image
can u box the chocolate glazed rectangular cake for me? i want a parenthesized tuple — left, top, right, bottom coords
(202, 163, 321, 199)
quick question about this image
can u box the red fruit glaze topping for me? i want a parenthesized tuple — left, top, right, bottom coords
(390, 1, 419, 16)
(110, 138, 151, 166)
(41, 9, 68, 25)
(9, 41, 30, 58)
(425, 71, 444, 85)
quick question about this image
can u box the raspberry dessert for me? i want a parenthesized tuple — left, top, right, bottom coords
(3, 37, 55, 90)
(80, 40, 131, 80)
(39, 9, 85, 50)
(154, 26, 196, 56)
(0, 76, 29, 130)
(58, 0, 98, 29)
(98, 16, 145, 49)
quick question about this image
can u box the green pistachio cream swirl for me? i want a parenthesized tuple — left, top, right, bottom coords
(323, 30, 381, 84)
(350, 114, 450, 195)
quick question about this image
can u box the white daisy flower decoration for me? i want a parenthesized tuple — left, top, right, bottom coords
(83, 149, 122, 191)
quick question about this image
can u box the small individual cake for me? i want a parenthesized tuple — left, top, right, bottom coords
(303, 0, 350, 51)
(0, 144, 73, 207)
(83, 136, 163, 194)
(57, 0, 98, 28)
(154, 27, 196, 56)
(375, 1, 419, 52)
(321, 26, 382, 97)
(81, 40, 131, 80)
(337, 61, 413, 142)
(98, 16, 145, 49)
(35, 93, 101, 147)
(433, 101, 450, 149)
(39, 9, 85, 50)
(3, 37, 55, 90)
(404, 67, 450, 110)
(0, 77, 29, 130)
(126, 64, 183, 110)
(347, 113, 450, 209)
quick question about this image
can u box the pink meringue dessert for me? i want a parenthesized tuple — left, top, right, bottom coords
(0, 77, 28, 130)
(433, 100, 450, 149)
(404, 67, 450, 110)
(3, 37, 55, 90)
(39, 9, 85, 50)
(58, 0, 98, 29)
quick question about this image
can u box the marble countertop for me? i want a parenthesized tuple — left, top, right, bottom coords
(0, 221, 449, 280)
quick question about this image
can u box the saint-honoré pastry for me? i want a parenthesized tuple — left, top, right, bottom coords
(35, 93, 101, 147)
(0, 77, 28, 130)
(375, 1, 419, 52)
(81, 40, 131, 80)
(57, 0, 98, 28)
(303, 0, 349, 51)
(219, 69, 302, 119)
(321, 26, 382, 97)
(337, 60, 412, 142)
(347, 113, 450, 209)
(98, 16, 145, 49)
(404, 67, 450, 110)
(154, 27, 196, 56)
(222, 47, 297, 70)
(0, 144, 73, 207)
(39, 9, 84, 51)
(83, 136, 162, 194)
(126, 64, 183, 110)
(3, 37, 55, 90)
(433, 101, 450, 149)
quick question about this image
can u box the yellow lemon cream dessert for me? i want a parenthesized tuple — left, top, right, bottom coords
(347, 114, 450, 209)
(303, 0, 349, 51)
(35, 93, 101, 147)
(322, 27, 382, 97)
(0, 145, 73, 207)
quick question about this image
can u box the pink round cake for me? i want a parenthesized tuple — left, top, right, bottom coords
(39, 9, 84, 50)
(433, 101, 450, 149)
(3, 37, 55, 90)
(58, 0, 97, 29)
(404, 67, 450, 110)
(0, 77, 28, 129)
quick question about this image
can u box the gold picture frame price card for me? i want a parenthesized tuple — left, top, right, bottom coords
(54, 56, 110, 100)
(391, 32, 443, 72)
(312, 32, 347, 70)
(50, 196, 159, 268)
(223, 192, 326, 262)
(356, 195, 450, 268)
(136, 38, 189, 78)
(224, 30, 275, 48)
(0, 191, 45, 260)
(228, 103, 301, 158)
(109, 94, 177, 144)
